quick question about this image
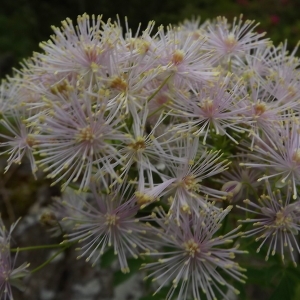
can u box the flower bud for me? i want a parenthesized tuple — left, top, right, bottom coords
(221, 181, 242, 202)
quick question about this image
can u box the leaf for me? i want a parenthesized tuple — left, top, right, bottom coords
(269, 270, 297, 300)
(100, 248, 116, 268)
(292, 282, 300, 300)
(114, 257, 144, 286)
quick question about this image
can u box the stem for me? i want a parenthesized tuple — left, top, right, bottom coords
(10, 243, 69, 252)
(228, 58, 232, 72)
(148, 105, 167, 119)
(243, 181, 259, 200)
(245, 186, 249, 220)
(146, 73, 172, 103)
(221, 211, 229, 236)
(30, 246, 68, 274)
(56, 221, 64, 236)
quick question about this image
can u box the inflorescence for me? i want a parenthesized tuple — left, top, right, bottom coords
(1, 13, 300, 300)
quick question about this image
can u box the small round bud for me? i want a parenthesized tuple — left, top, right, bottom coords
(221, 181, 242, 202)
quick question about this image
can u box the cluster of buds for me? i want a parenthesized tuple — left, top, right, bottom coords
(1, 13, 300, 300)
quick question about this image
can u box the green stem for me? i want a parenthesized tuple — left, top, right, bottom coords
(243, 181, 259, 200)
(221, 211, 229, 236)
(10, 243, 68, 252)
(228, 58, 232, 72)
(148, 105, 167, 119)
(30, 246, 68, 274)
(146, 73, 172, 103)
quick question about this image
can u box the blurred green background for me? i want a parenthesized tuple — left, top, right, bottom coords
(0, 0, 299, 78)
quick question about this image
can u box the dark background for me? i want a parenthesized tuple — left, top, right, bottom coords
(1, 0, 300, 78)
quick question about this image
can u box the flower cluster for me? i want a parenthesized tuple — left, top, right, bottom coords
(1, 13, 300, 300)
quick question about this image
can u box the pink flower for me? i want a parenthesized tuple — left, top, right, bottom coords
(62, 183, 150, 273)
(142, 204, 246, 300)
(241, 120, 300, 199)
(237, 180, 300, 266)
(162, 137, 229, 220)
(219, 154, 263, 202)
(37, 14, 116, 86)
(118, 104, 175, 181)
(34, 87, 126, 191)
(205, 15, 268, 63)
(0, 105, 38, 175)
(169, 73, 250, 144)
(236, 81, 296, 149)
(0, 218, 30, 300)
(153, 25, 218, 86)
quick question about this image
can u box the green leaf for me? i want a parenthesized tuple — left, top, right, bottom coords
(292, 282, 300, 300)
(269, 269, 297, 300)
(100, 248, 116, 268)
(114, 257, 144, 286)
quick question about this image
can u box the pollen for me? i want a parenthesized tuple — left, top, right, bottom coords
(288, 85, 297, 97)
(84, 45, 101, 63)
(253, 102, 267, 116)
(274, 209, 292, 228)
(105, 213, 119, 226)
(199, 98, 215, 116)
(50, 80, 70, 95)
(26, 135, 36, 147)
(110, 76, 128, 91)
(76, 126, 95, 143)
(183, 239, 200, 258)
(224, 33, 237, 51)
(135, 191, 155, 207)
(130, 38, 150, 54)
(292, 149, 300, 163)
(181, 175, 199, 192)
(181, 204, 191, 214)
(128, 136, 146, 151)
(172, 50, 184, 65)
